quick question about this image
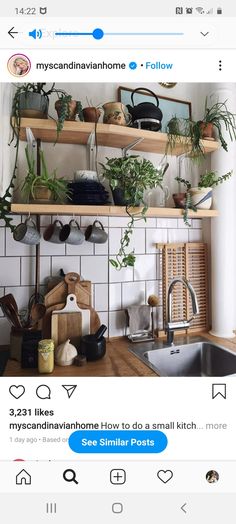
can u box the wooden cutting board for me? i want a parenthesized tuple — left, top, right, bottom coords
(43, 301, 100, 339)
(51, 293, 90, 348)
(44, 272, 91, 309)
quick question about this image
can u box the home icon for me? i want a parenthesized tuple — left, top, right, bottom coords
(16, 469, 31, 485)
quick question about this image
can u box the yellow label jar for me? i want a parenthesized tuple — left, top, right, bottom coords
(38, 339, 54, 374)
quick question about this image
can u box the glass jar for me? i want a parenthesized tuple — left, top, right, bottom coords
(38, 339, 54, 374)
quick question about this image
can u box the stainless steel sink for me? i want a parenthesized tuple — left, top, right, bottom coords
(129, 336, 236, 376)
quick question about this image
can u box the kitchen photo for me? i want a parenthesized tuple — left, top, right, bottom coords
(0, 81, 236, 378)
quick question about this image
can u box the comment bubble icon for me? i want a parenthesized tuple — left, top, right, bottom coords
(36, 384, 51, 400)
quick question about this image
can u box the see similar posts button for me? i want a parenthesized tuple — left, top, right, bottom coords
(68, 430, 168, 454)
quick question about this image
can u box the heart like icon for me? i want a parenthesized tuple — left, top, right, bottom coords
(9, 385, 25, 399)
(157, 469, 173, 484)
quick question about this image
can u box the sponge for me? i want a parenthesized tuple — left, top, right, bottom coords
(147, 295, 159, 307)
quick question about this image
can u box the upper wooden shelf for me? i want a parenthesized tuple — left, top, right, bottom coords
(17, 118, 220, 156)
(11, 203, 219, 218)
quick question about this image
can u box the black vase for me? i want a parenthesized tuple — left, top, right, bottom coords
(112, 188, 140, 207)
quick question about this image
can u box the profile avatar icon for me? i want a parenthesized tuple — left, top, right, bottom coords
(7, 54, 31, 77)
(206, 470, 219, 483)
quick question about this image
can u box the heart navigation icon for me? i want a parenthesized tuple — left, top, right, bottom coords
(9, 385, 25, 399)
(157, 469, 173, 484)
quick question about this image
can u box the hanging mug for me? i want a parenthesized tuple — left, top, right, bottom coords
(59, 219, 85, 245)
(13, 218, 41, 245)
(43, 220, 64, 244)
(85, 220, 108, 244)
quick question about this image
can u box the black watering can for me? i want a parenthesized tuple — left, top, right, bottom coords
(126, 88, 163, 130)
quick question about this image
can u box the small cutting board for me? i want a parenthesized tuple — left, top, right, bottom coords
(45, 272, 91, 309)
(51, 293, 90, 349)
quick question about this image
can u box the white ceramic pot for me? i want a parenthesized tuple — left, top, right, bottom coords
(189, 187, 213, 209)
(74, 170, 98, 181)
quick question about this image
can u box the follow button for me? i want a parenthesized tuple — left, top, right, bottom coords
(68, 430, 168, 454)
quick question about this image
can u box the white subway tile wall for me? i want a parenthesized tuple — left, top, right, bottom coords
(0, 215, 203, 342)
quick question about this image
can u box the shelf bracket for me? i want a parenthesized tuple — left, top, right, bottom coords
(87, 131, 96, 171)
(122, 138, 144, 158)
(176, 152, 190, 190)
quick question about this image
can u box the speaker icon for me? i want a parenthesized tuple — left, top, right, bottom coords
(29, 29, 42, 39)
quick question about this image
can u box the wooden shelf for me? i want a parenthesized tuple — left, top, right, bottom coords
(17, 118, 220, 156)
(10, 203, 219, 218)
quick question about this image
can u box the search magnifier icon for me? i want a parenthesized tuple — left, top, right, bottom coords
(63, 469, 78, 484)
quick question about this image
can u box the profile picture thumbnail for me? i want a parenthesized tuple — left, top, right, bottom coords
(206, 470, 219, 483)
(7, 54, 31, 77)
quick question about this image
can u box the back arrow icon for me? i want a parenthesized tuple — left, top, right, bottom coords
(181, 503, 187, 513)
(8, 27, 18, 39)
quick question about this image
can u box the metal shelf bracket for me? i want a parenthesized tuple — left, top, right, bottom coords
(87, 131, 96, 171)
(122, 138, 144, 157)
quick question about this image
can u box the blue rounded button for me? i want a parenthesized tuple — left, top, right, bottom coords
(68, 430, 168, 454)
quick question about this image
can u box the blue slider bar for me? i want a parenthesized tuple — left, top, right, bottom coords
(55, 28, 184, 40)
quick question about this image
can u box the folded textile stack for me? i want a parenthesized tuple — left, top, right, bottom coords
(68, 180, 110, 205)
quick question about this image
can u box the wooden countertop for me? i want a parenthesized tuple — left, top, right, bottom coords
(3, 333, 236, 377)
(3, 337, 156, 377)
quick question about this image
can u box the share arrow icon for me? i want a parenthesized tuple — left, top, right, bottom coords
(62, 385, 77, 399)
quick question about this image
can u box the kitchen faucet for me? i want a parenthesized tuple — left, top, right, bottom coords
(165, 277, 199, 345)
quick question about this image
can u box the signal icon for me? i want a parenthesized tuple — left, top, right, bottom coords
(29, 28, 43, 39)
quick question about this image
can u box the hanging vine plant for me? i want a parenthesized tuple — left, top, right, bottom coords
(100, 155, 168, 270)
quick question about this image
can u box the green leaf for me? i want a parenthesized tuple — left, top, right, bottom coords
(109, 259, 119, 268)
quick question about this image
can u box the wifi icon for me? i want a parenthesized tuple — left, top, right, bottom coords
(196, 7, 205, 14)
(29, 28, 43, 39)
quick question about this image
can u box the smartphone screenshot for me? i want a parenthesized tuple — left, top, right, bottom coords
(0, 1, 236, 522)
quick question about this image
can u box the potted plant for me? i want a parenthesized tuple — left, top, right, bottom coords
(197, 97, 236, 150)
(167, 117, 206, 161)
(175, 170, 233, 226)
(54, 94, 83, 137)
(12, 82, 54, 120)
(82, 97, 101, 123)
(100, 155, 167, 269)
(22, 146, 71, 203)
(166, 98, 236, 162)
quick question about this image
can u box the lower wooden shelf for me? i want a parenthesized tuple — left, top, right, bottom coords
(11, 203, 219, 218)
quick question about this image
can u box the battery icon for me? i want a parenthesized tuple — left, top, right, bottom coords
(217, 7, 222, 14)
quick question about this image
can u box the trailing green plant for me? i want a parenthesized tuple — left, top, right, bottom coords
(22, 146, 71, 202)
(55, 94, 83, 138)
(176, 170, 233, 190)
(198, 169, 233, 188)
(166, 98, 236, 163)
(199, 97, 236, 151)
(175, 169, 233, 226)
(166, 117, 205, 162)
(100, 155, 168, 269)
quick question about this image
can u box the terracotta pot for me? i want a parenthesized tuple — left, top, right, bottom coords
(189, 187, 213, 209)
(82, 107, 101, 123)
(172, 193, 186, 209)
(30, 186, 54, 203)
(199, 121, 214, 139)
(55, 99, 78, 121)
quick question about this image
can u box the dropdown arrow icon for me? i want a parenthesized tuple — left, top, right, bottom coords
(200, 31, 209, 36)
(181, 503, 187, 514)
